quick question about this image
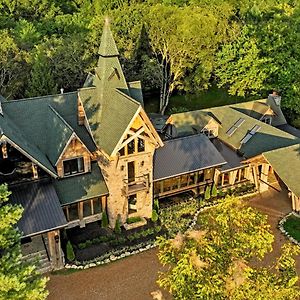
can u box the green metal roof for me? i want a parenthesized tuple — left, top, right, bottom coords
(54, 163, 108, 206)
(263, 144, 300, 197)
(98, 20, 119, 57)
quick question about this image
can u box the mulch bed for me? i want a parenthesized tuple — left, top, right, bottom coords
(65, 221, 164, 262)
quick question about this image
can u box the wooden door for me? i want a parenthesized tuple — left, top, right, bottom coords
(127, 161, 135, 183)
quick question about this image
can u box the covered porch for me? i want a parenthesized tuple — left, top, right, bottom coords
(9, 181, 67, 271)
(153, 134, 226, 199)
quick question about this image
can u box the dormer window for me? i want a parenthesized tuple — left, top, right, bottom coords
(262, 115, 272, 125)
(63, 157, 84, 176)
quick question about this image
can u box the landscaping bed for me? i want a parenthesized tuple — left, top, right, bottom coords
(282, 214, 300, 242)
(66, 221, 164, 262)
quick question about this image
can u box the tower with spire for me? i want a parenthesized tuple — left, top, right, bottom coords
(78, 18, 163, 227)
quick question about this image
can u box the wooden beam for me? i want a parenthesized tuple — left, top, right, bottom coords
(118, 127, 145, 150)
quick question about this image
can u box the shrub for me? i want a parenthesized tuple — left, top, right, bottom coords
(204, 186, 211, 200)
(141, 230, 148, 237)
(133, 232, 141, 239)
(151, 209, 159, 222)
(66, 241, 75, 261)
(78, 242, 86, 250)
(211, 184, 218, 198)
(126, 216, 142, 224)
(128, 235, 135, 242)
(155, 225, 162, 233)
(114, 216, 121, 234)
(101, 210, 109, 228)
(85, 240, 93, 247)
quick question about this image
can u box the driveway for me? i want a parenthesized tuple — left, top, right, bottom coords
(47, 189, 299, 299)
(47, 248, 170, 300)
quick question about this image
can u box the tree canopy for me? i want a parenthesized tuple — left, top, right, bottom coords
(1, 0, 300, 116)
(157, 197, 300, 299)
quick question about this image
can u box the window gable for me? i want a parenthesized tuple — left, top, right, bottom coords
(63, 157, 84, 176)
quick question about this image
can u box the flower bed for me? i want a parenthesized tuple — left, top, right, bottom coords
(278, 212, 300, 245)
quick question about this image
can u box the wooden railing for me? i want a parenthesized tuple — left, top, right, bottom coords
(123, 174, 149, 195)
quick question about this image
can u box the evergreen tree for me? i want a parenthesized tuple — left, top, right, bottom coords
(204, 186, 211, 200)
(0, 184, 48, 300)
(101, 210, 109, 228)
(211, 184, 218, 198)
(26, 49, 57, 97)
(66, 241, 75, 262)
(114, 216, 121, 234)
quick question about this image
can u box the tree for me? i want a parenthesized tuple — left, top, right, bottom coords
(145, 3, 237, 114)
(157, 196, 300, 299)
(0, 184, 48, 300)
(204, 186, 211, 200)
(0, 30, 27, 99)
(101, 210, 109, 228)
(26, 47, 57, 97)
(66, 241, 75, 262)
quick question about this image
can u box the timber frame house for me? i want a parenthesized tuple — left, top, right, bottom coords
(2, 19, 300, 271)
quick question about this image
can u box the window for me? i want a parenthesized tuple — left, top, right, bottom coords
(262, 116, 272, 124)
(127, 138, 135, 155)
(63, 157, 84, 176)
(226, 118, 245, 136)
(137, 138, 145, 152)
(128, 194, 137, 214)
(240, 125, 261, 144)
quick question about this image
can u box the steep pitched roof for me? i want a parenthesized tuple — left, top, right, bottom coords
(98, 18, 119, 57)
(263, 144, 300, 197)
(2, 92, 96, 173)
(0, 113, 56, 176)
(79, 20, 143, 156)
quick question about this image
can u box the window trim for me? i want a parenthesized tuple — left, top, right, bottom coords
(62, 156, 85, 177)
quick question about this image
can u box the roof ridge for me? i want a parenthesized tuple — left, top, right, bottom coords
(48, 105, 74, 133)
(78, 86, 96, 92)
(4, 91, 78, 104)
(115, 88, 141, 106)
(164, 133, 208, 143)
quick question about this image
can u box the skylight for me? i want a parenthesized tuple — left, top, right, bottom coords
(226, 118, 245, 136)
(240, 125, 261, 144)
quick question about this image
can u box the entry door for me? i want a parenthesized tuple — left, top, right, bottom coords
(127, 161, 135, 183)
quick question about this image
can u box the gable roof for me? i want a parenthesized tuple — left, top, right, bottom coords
(169, 102, 299, 159)
(153, 134, 226, 181)
(0, 113, 57, 176)
(1, 92, 96, 174)
(263, 144, 300, 197)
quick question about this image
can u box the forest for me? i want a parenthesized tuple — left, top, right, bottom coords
(1, 0, 300, 120)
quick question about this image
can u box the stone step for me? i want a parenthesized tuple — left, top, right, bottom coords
(38, 263, 53, 274)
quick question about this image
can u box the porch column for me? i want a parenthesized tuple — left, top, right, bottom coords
(229, 170, 238, 185)
(47, 230, 64, 270)
(252, 165, 259, 190)
(259, 163, 270, 192)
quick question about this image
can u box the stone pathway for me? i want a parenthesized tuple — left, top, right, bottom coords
(47, 189, 300, 299)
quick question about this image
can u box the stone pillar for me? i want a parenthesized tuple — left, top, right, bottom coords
(47, 230, 64, 270)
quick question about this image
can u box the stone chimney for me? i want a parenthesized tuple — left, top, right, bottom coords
(268, 90, 281, 106)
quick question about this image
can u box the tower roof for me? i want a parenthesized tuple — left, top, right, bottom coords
(98, 18, 119, 57)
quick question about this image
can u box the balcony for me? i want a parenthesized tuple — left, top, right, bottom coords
(123, 174, 149, 195)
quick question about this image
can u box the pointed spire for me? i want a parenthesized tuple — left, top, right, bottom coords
(98, 17, 119, 57)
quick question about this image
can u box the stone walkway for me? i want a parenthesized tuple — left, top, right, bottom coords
(47, 189, 300, 299)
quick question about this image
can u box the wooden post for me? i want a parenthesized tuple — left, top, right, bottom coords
(2, 142, 7, 159)
(101, 195, 107, 210)
(78, 202, 83, 220)
(47, 230, 64, 270)
(252, 165, 259, 190)
(32, 163, 38, 179)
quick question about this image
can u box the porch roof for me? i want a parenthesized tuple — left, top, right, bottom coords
(153, 134, 227, 181)
(54, 163, 108, 205)
(9, 181, 67, 237)
(263, 144, 300, 197)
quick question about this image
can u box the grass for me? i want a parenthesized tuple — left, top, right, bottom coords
(283, 215, 300, 242)
(144, 86, 254, 114)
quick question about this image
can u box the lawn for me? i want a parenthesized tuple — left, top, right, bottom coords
(283, 215, 300, 242)
(144, 86, 255, 114)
